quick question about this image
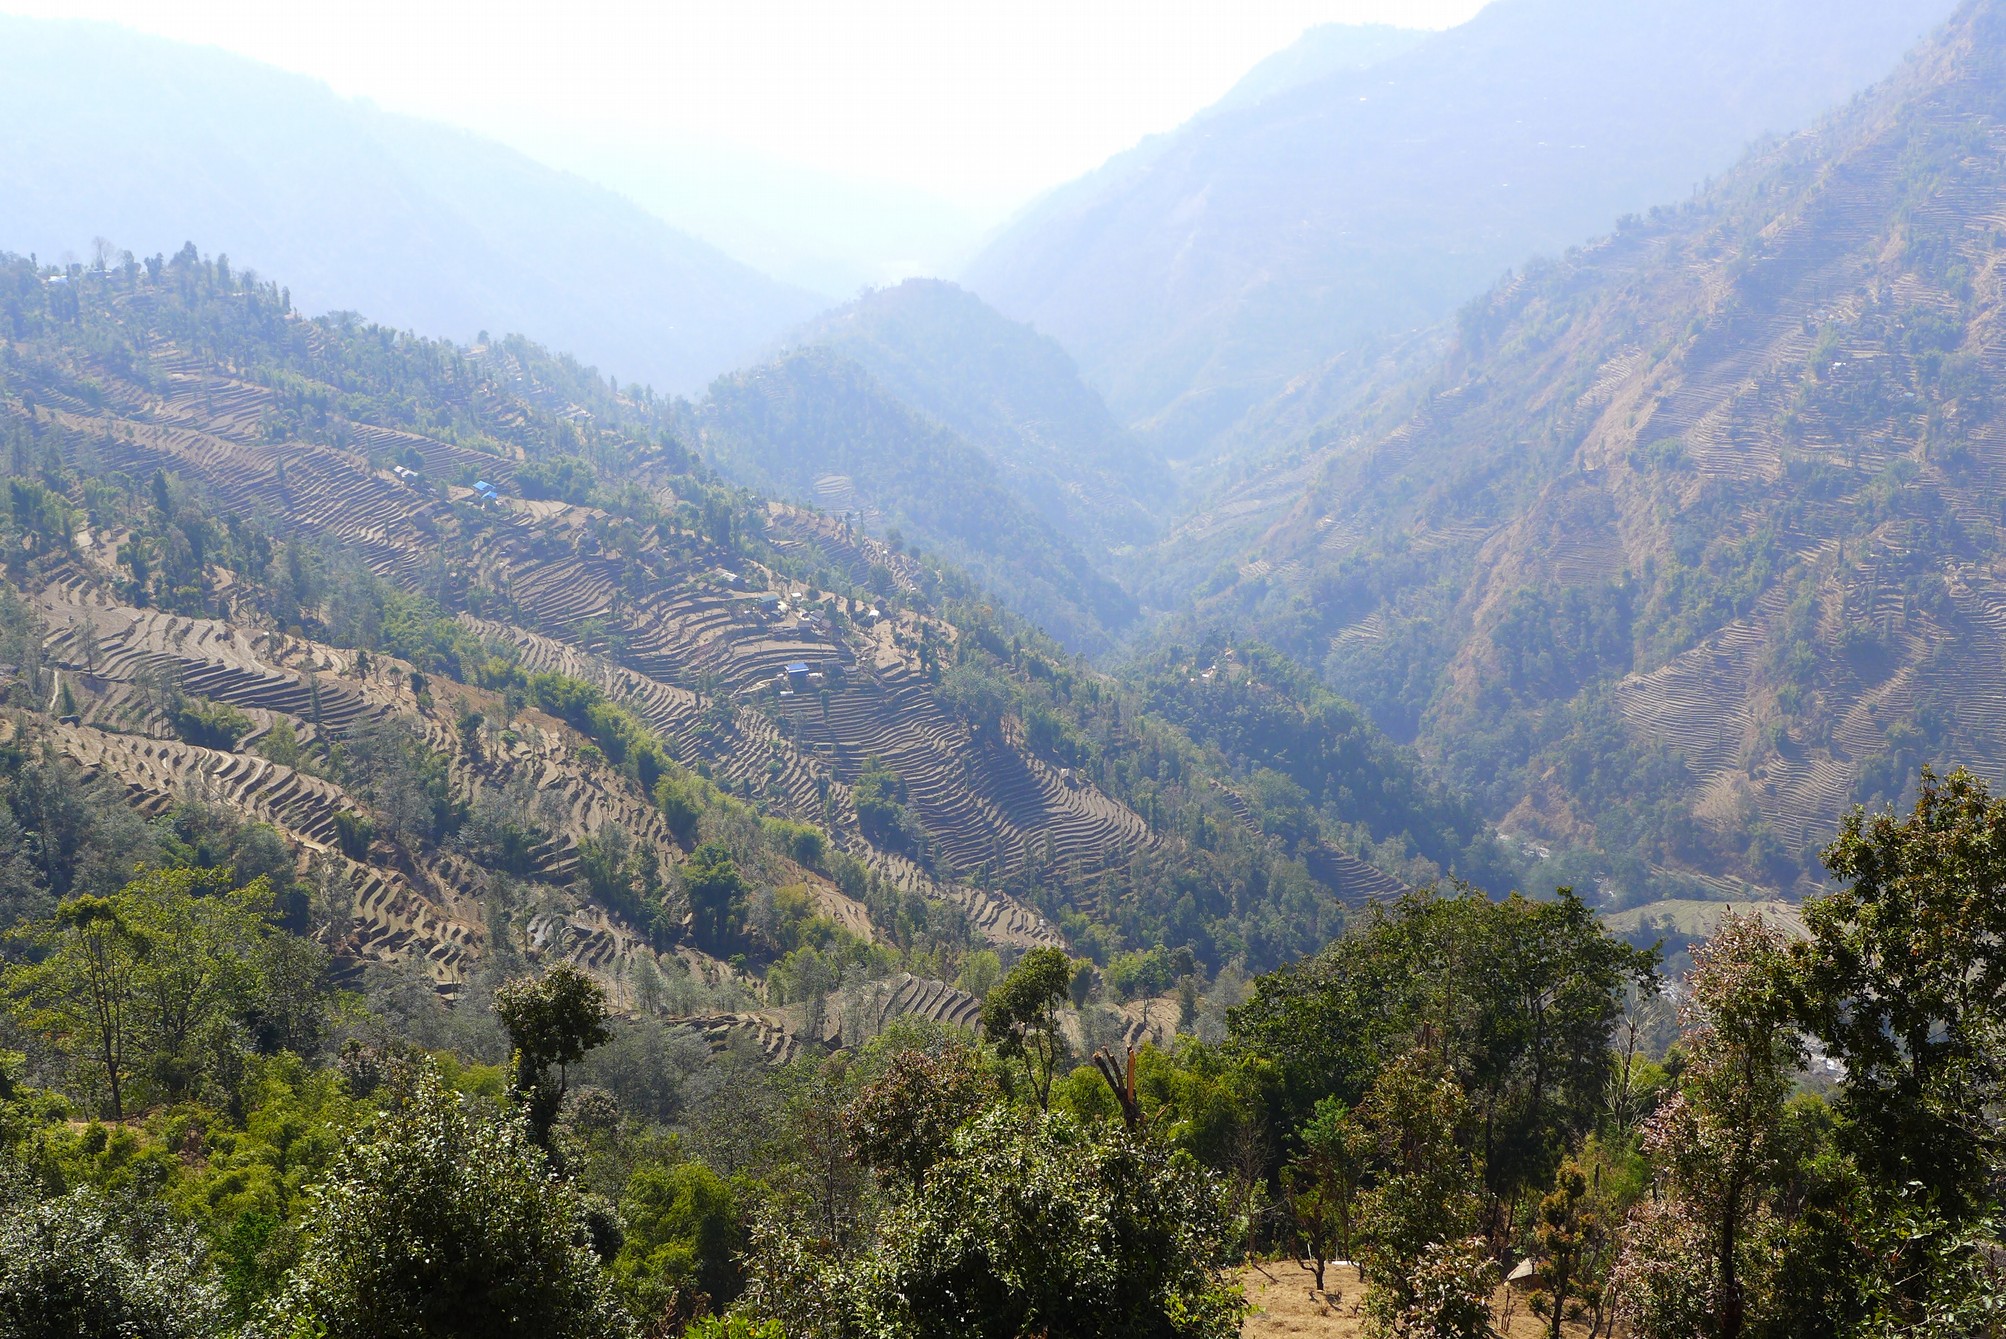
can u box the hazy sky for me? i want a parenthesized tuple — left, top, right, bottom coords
(5, 1, 1492, 288)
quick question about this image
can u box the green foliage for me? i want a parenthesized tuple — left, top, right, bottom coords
(1141, 641, 1513, 892)
(1229, 887, 1657, 1201)
(613, 1160, 745, 1324)
(255, 1063, 631, 1339)
(747, 1108, 1243, 1339)
(1383, 1236, 1498, 1339)
(683, 843, 749, 953)
(654, 776, 703, 846)
(1780, 766, 2006, 1328)
(1281, 1096, 1368, 1293)
(1532, 1163, 1604, 1339)
(1352, 1050, 1482, 1318)
(329, 716, 459, 848)
(682, 1317, 783, 1339)
(1615, 912, 1800, 1339)
(849, 757, 913, 851)
(165, 694, 254, 751)
(763, 924, 897, 1006)
(980, 947, 1073, 1111)
(496, 964, 612, 1146)
(841, 1045, 994, 1188)
(1798, 766, 2006, 1216)
(0, 1160, 227, 1339)
(8, 867, 291, 1120)
(516, 455, 601, 506)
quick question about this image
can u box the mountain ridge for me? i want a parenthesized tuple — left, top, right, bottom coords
(0, 15, 821, 396)
(1167, 0, 2006, 905)
(965, 0, 1963, 455)
(784, 279, 1170, 549)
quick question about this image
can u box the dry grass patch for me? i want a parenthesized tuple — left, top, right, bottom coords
(1237, 1265, 1600, 1338)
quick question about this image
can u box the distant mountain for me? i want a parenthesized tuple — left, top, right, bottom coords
(0, 16, 820, 394)
(698, 350, 1139, 655)
(788, 280, 1171, 549)
(965, 0, 1961, 453)
(1168, 0, 2006, 905)
(1207, 22, 1427, 118)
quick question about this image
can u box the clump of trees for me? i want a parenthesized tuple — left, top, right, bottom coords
(1, 764, 2005, 1339)
(254, 1063, 630, 1339)
(1613, 765, 2006, 1337)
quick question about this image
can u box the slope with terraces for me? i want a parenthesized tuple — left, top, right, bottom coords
(16, 332, 1146, 939)
(0, 232, 1521, 1037)
(1179, 0, 2006, 898)
(17, 558, 1033, 1063)
(18, 568, 731, 1003)
(1, 253, 1275, 993)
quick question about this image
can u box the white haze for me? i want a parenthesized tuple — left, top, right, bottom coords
(0, 0, 1491, 292)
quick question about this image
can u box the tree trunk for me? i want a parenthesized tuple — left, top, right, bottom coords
(1720, 1192, 1743, 1339)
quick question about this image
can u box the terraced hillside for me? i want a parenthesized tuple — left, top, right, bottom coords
(7, 546, 1064, 1065)
(23, 571, 693, 1001)
(0, 245, 1514, 1029)
(1177, 0, 2006, 901)
(7, 354, 1093, 932)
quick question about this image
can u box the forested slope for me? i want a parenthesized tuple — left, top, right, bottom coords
(698, 349, 1142, 657)
(1175, 0, 2006, 904)
(786, 279, 1171, 549)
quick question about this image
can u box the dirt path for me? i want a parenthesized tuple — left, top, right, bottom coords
(1238, 1265, 1601, 1338)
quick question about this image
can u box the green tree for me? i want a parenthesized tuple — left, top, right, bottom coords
(11, 893, 148, 1119)
(1281, 1096, 1368, 1294)
(1391, 1237, 1498, 1339)
(1531, 1163, 1599, 1339)
(1228, 888, 1654, 1211)
(1617, 913, 1798, 1339)
(495, 963, 613, 1146)
(748, 1108, 1243, 1339)
(981, 947, 1073, 1110)
(654, 776, 701, 846)
(683, 843, 748, 952)
(0, 1161, 226, 1339)
(122, 869, 275, 1103)
(613, 1161, 744, 1328)
(957, 949, 1003, 1000)
(578, 824, 630, 896)
(255, 1064, 630, 1339)
(250, 932, 331, 1058)
(1354, 1049, 1481, 1324)
(842, 1045, 994, 1188)
(1796, 767, 2006, 1220)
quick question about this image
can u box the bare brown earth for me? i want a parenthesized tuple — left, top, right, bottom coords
(1237, 1266, 1600, 1339)
(1177, 4, 2006, 899)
